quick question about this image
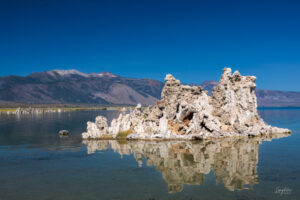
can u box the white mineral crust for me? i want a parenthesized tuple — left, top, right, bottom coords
(82, 68, 291, 140)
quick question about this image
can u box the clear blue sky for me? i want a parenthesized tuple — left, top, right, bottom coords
(0, 0, 299, 91)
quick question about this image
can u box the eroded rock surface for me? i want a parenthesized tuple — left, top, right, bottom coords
(82, 68, 291, 140)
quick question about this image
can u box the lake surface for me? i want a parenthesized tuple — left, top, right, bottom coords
(0, 109, 299, 200)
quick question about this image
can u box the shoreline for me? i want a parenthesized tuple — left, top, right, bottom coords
(82, 128, 292, 141)
(81, 131, 292, 141)
(1, 105, 299, 113)
(0, 105, 138, 114)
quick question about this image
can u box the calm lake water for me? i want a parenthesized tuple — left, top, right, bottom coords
(0, 109, 299, 200)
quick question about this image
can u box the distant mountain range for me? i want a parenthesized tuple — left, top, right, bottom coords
(0, 69, 299, 107)
(0, 70, 163, 105)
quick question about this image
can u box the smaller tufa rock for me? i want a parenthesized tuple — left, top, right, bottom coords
(59, 130, 69, 136)
(82, 116, 110, 139)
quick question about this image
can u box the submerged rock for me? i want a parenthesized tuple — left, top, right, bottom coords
(82, 68, 291, 140)
(59, 130, 69, 136)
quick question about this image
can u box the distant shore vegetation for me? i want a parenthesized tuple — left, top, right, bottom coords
(0, 103, 139, 113)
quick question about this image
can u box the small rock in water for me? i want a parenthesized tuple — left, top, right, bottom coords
(59, 130, 69, 136)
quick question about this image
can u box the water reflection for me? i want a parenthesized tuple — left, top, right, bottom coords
(83, 134, 289, 193)
(0, 110, 120, 147)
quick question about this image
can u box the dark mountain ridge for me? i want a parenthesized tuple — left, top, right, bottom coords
(0, 69, 299, 107)
(0, 70, 163, 105)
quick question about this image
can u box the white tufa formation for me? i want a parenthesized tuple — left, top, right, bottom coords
(82, 68, 291, 140)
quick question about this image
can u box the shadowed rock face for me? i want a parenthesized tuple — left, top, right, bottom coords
(200, 80, 300, 107)
(82, 68, 291, 139)
(83, 134, 288, 193)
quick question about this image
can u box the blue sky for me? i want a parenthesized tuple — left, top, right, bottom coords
(0, 0, 299, 91)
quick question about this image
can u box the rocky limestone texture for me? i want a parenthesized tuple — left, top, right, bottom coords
(82, 134, 288, 192)
(82, 68, 291, 140)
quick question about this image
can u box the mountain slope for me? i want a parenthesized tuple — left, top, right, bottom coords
(0, 70, 299, 107)
(0, 70, 163, 105)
